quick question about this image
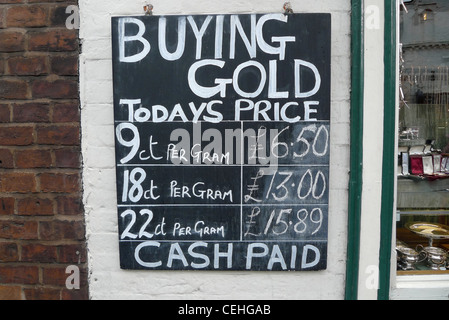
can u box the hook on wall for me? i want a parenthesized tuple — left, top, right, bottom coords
(144, 4, 154, 15)
(283, 2, 294, 14)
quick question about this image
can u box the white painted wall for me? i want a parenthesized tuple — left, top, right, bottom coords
(80, 0, 352, 300)
(357, 0, 385, 300)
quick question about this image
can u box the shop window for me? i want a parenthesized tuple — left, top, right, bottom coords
(396, 1, 449, 275)
(419, 9, 434, 22)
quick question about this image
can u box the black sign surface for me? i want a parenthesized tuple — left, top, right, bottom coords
(112, 13, 331, 271)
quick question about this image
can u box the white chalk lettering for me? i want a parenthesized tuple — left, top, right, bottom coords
(230, 14, 257, 59)
(134, 242, 235, 269)
(158, 17, 186, 61)
(188, 16, 214, 60)
(295, 59, 322, 98)
(133, 241, 322, 270)
(188, 59, 321, 100)
(256, 14, 296, 60)
(169, 180, 233, 202)
(188, 242, 210, 269)
(118, 18, 151, 63)
(188, 60, 231, 99)
(134, 241, 162, 268)
(118, 14, 298, 62)
(301, 244, 321, 269)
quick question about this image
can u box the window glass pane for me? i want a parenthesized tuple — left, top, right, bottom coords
(396, 0, 449, 275)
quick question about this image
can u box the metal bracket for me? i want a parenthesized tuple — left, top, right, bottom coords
(283, 2, 294, 14)
(400, 0, 408, 13)
(144, 4, 154, 15)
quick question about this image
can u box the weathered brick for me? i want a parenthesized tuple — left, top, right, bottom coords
(17, 197, 54, 216)
(0, 285, 22, 300)
(36, 125, 79, 145)
(0, 57, 4, 74)
(49, 5, 72, 27)
(0, 126, 34, 146)
(52, 102, 79, 122)
(0, 220, 38, 240)
(0, 266, 39, 285)
(39, 220, 85, 241)
(39, 173, 80, 193)
(0, 8, 4, 29)
(8, 56, 48, 76)
(0, 172, 36, 193)
(28, 29, 78, 52)
(62, 288, 88, 301)
(28, 0, 76, 3)
(15, 149, 52, 168)
(42, 266, 67, 286)
(21, 244, 58, 263)
(0, 149, 14, 168)
(56, 196, 83, 216)
(0, 79, 28, 99)
(12, 103, 49, 123)
(54, 148, 80, 168)
(23, 287, 60, 300)
(0, 0, 84, 301)
(0, 243, 19, 262)
(0, 31, 25, 52)
(0, 197, 15, 215)
(58, 244, 86, 263)
(6, 5, 48, 28)
(0, 104, 11, 122)
(50, 55, 78, 75)
(31, 79, 77, 99)
(0, 0, 25, 3)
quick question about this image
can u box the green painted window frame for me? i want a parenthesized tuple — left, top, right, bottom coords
(345, 0, 397, 300)
(345, 0, 364, 301)
(378, 0, 397, 301)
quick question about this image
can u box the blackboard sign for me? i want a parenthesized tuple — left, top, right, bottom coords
(111, 13, 331, 271)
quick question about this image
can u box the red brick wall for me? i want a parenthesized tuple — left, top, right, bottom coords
(0, 0, 87, 300)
